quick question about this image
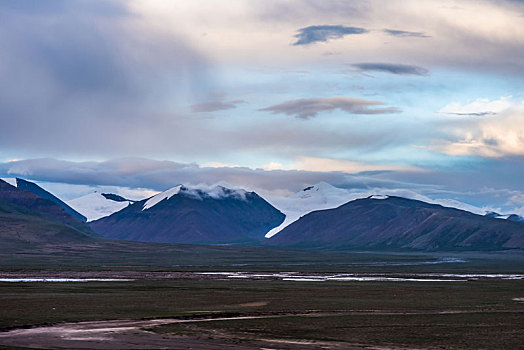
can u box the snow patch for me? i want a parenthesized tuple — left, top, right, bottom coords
(67, 192, 131, 221)
(142, 185, 182, 210)
(0, 178, 17, 187)
(370, 195, 388, 200)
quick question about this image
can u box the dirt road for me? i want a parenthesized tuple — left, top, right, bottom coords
(0, 313, 364, 350)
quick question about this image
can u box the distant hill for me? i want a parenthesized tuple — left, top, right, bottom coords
(0, 179, 96, 237)
(90, 184, 285, 244)
(267, 196, 524, 251)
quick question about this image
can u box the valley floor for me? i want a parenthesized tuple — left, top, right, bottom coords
(0, 274, 523, 349)
(2, 308, 523, 349)
(0, 245, 523, 349)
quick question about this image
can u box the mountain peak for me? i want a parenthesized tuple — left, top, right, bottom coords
(142, 184, 249, 211)
(302, 181, 339, 191)
(294, 182, 348, 200)
(90, 185, 284, 244)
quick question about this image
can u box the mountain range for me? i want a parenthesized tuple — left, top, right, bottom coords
(1, 178, 523, 252)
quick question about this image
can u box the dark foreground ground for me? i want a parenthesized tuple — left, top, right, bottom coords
(0, 242, 523, 349)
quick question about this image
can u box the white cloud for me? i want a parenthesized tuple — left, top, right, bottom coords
(439, 96, 514, 116)
(293, 156, 415, 173)
(434, 99, 524, 157)
(261, 162, 285, 171)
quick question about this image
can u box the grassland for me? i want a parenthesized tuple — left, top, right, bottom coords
(2, 239, 524, 273)
(151, 311, 524, 349)
(0, 242, 523, 349)
(0, 278, 523, 348)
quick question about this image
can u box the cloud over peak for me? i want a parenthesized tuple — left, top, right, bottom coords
(352, 63, 429, 75)
(260, 96, 400, 119)
(0, 157, 404, 196)
(293, 25, 368, 45)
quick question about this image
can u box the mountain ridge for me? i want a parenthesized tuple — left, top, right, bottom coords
(267, 195, 524, 251)
(15, 178, 87, 222)
(0, 179, 95, 237)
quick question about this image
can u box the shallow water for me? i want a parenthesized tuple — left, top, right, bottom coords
(197, 271, 524, 282)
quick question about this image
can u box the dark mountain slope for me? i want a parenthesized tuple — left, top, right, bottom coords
(90, 185, 285, 244)
(101, 193, 133, 202)
(0, 199, 96, 249)
(0, 179, 95, 236)
(267, 196, 524, 251)
(16, 178, 87, 222)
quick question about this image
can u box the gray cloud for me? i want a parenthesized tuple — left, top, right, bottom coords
(0, 0, 213, 157)
(254, 1, 372, 23)
(259, 97, 400, 119)
(0, 158, 371, 195)
(445, 112, 496, 117)
(253, 0, 524, 74)
(0, 158, 461, 203)
(383, 29, 429, 38)
(352, 63, 429, 75)
(0, 0, 127, 16)
(293, 25, 368, 45)
(3, 157, 524, 215)
(191, 100, 245, 113)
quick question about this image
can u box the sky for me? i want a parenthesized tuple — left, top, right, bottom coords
(0, 0, 524, 214)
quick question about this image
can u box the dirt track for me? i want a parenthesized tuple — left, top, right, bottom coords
(2, 309, 522, 350)
(0, 314, 366, 350)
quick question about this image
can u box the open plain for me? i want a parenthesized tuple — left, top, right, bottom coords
(0, 244, 523, 349)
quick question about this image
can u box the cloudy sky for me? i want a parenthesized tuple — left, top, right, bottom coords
(1, 0, 524, 213)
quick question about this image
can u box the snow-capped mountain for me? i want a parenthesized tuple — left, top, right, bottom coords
(90, 184, 284, 244)
(1, 177, 87, 222)
(0, 178, 95, 238)
(266, 196, 524, 251)
(67, 192, 134, 222)
(265, 182, 487, 238)
(141, 184, 248, 211)
(265, 182, 364, 238)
